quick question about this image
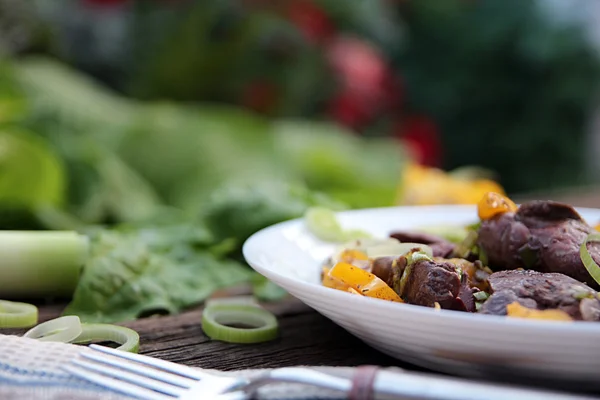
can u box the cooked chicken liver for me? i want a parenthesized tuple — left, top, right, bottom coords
(477, 201, 600, 287)
(371, 256, 407, 291)
(479, 270, 600, 321)
(457, 275, 476, 313)
(401, 259, 470, 311)
(390, 231, 455, 258)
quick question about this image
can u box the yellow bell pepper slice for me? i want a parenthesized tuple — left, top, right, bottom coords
(321, 267, 349, 291)
(328, 262, 403, 302)
(339, 249, 369, 263)
(347, 287, 363, 296)
(477, 192, 518, 221)
(506, 302, 572, 322)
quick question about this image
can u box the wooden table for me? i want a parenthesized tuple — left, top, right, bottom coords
(6, 292, 406, 372)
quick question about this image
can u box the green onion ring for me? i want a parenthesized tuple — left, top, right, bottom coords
(202, 304, 278, 344)
(0, 300, 38, 328)
(72, 324, 140, 353)
(473, 291, 490, 302)
(24, 315, 82, 342)
(580, 233, 600, 287)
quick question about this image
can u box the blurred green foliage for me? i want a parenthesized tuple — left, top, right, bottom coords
(26, 0, 600, 194)
(385, 0, 600, 192)
(0, 56, 405, 231)
(3, 0, 600, 195)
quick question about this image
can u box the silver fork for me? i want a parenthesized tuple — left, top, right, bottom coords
(62, 344, 352, 400)
(63, 345, 600, 400)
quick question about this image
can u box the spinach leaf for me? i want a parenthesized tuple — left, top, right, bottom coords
(63, 227, 252, 323)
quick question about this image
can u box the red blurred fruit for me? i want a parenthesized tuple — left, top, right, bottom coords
(327, 91, 375, 130)
(287, 0, 334, 44)
(396, 116, 443, 167)
(326, 35, 396, 110)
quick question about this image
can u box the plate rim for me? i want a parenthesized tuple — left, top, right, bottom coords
(242, 204, 600, 335)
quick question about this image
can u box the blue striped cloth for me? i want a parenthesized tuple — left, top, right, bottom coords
(0, 334, 347, 400)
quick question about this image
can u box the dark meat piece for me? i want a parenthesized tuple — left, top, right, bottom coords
(372, 255, 473, 311)
(478, 213, 529, 269)
(401, 259, 468, 311)
(390, 231, 455, 258)
(429, 242, 456, 258)
(517, 201, 583, 227)
(457, 275, 476, 313)
(390, 231, 449, 245)
(477, 201, 600, 287)
(479, 270, 600, 321)
(440, 258, 491, 292)
(371, 256, 407, 292)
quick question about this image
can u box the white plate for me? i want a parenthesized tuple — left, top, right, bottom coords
(243, 205, 600, 387)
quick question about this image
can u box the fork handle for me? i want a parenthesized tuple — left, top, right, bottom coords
(372, 370, 598, 400)
(239, 368, 597, 400)
(238, 367, 352, 394)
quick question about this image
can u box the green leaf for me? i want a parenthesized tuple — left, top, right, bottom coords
(201, 179, 346, 246)
(63, 227, 253, 323)
(0, 127, 66, 209)
(273, 120, 406, 208)
(14, 56, 138, 131)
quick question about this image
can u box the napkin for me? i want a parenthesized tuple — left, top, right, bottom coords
(0, 333, 363, 400)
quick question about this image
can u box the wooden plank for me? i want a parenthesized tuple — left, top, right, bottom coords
(135, 301, 406, 371)
(2, 297, 411, 372)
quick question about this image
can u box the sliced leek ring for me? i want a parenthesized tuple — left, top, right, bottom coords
(72, 323, 140, 353)
(0, 300, 38, 328)
(24, 315, 82, 342)
(202, 304, 278, 344)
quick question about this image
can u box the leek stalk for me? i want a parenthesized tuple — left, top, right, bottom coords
(0, 231, 89, 298)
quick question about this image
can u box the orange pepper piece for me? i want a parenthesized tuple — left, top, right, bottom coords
(506, 302, 572, 322)
(477, 192, 518, 220)
(322, 267, 349, 291)
(347, 287, 363, 296)
(339, 249, 369, 263)
(328, 262, 403, 302)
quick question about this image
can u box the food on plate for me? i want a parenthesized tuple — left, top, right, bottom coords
(478, 200, 600, 287)
(313, 193, 600, 322)
(480, 270, 600, 322)
(505, 302, 573, 322)
(390, 230, 456, 258)
(398, 256, 471, 311)
(325, 261, 403, 302)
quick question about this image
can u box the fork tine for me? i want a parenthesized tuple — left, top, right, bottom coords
(72, 359, 185, 397)
(89, 344, 206, 380)
(62, 365, 172, 400)
(82, 351, 194, 388)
